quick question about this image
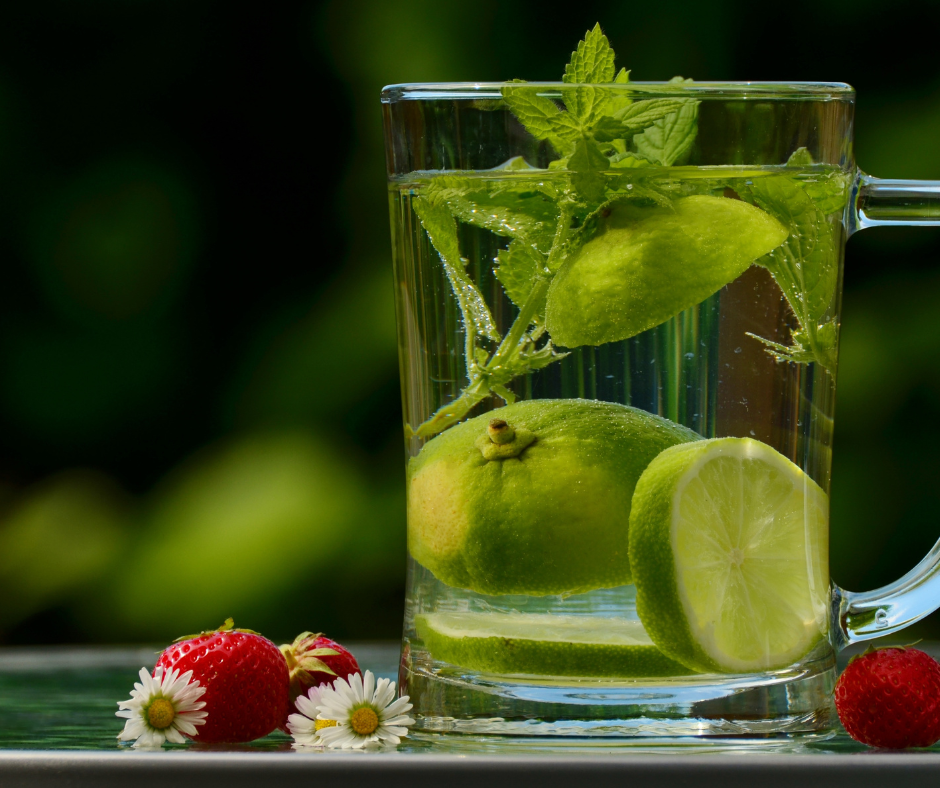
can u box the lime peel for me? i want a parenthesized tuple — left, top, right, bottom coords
(407, 398, 700, 596)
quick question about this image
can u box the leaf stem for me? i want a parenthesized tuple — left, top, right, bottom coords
(410, 203, 575, 441)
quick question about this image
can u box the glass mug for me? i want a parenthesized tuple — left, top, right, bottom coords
(383, 81, 940, 741)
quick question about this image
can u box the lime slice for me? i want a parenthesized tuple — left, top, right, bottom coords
(415, 611, 693, 677)
(545, 196, 789, 348)
(629, 438, 829, 674)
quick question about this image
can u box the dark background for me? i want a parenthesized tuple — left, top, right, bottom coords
(0, 0, 939, 646)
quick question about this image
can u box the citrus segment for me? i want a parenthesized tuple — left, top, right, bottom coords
(629, 437, 829, 673)
(416, 611, 693, 677)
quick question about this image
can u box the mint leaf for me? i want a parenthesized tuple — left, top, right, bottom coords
(614, 98, 691, 130)
(747, 321, 838, 370)
(593, 98, 692, 140)
(501, 83, 581, 155)
(563, 86, 612, 127)
(784, 147, 850, 216)
(563, 23, 616, 84)
(751, 176, 818, 273)
(804, 172, 850, 216)
(634, 100, 699, 165)
(413, 196, 500, 342)
(568, 137, 609, 203)
(493, 156, 539, 171)
(561, 24, 616, 124)
(606, 67, 633, 117)
(763, 226, 837, 326)
(747, 175, 840, 368)
(787, 147, 815, 167)
(513, 336, 566, 371)
(495, 240, 547, 316)
(424, 176, 557, 251)
(610, 153, 649, 168)
(568, 137, 609, 171)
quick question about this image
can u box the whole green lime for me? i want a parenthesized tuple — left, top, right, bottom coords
(407, 398, 699, 596)
(545, 195, 789, 348)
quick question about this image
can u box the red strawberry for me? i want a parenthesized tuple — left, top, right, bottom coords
(279, 632, 361, 728)
(155, 619, 289, 743)
(834, 646, 940, 749)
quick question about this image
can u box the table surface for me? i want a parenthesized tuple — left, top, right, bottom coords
(2, 641, 940, 787)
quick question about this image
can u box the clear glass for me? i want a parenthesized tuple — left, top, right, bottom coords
(383, 81, 940, 742)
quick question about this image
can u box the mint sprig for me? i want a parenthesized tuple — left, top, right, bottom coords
(408, 24, 705, 439)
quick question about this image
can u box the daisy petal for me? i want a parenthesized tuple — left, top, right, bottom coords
(383, 697, 413, 718)
(362, 670, 376, 704)
(295, 693, 320, 719)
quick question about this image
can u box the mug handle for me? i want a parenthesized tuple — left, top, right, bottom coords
(833, 171, 940, 648)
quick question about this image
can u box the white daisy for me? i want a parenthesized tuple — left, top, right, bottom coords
(286, 683, 334, 748)
(313, 670, 415, 750)
(116, 666, 208, 748)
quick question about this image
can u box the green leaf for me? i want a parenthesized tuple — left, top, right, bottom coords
(563, 86, 611, 126)
(568, 137, 609, 171)
(493, 156, 539, 171)
(501, 83, 581, 155)
(804, 172, 851, 216)
(634, 100, 699, 165)
(568, 137, 609, 203)
(593, 98, 691, 141)
(606, 68, 633, 116)
(413, 196, 500, 341)
(298, 656, 337, 675)
(615, 98, 691, 130)
(783, 147, 851, 216)
(608, 151, 654, 168)
(746, 320, 838, 371)
(787, 147, 815, 167)
(561, 24, 617, 123)
(751, 176, 818, 270)
(495, 240, 547, 316)
(748, 174, 841, 367)
(563, 23, 616, 84)
(591, 115, 630, 143)
(424, 176, 557, 251)
(302, 648, 340, 657)
(511, 337, 568, 373)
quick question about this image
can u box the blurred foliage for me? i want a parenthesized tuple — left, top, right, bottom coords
(0, 0, 938, 645)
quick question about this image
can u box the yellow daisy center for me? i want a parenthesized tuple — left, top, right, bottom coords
(350, 707, 379, 736)
(147, 698, 176, 730)
(315, 719, 337, 731)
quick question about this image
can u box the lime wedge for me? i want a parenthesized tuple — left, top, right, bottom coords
(545, 196, 788, 348)
(629, 438, 829, 674)
(415, 611, 693, 677)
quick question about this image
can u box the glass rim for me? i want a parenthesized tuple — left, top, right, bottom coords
(381, 81, 855, 102)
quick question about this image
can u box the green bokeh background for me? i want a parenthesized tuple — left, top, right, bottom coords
(0, 0, 938, 646)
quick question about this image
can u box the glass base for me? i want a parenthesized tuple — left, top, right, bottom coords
(401, 642, 837, 743)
